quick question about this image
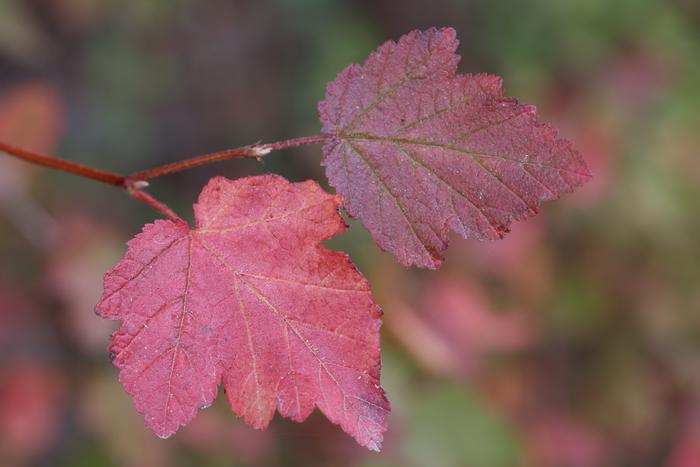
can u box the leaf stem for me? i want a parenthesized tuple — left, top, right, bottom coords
(261, 135, 330, 151)
(125, 182, 183, 222)
(0, 135, 329, 222)
(126, 135, 329, 181)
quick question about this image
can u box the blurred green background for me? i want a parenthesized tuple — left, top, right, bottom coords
(0, 0, 699, 466)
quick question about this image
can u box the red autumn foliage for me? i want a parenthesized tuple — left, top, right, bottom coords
(0, 363, 66, 459)
(319, 28, 590, 268)
(0, 27, 590, 452)
(96, 175, 388, 450)
(392, 277, 534, 377)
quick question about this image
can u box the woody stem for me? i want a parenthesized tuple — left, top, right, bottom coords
(0, 135, 330, 220)
(126, 135, 329, 181)
(0, 141, 126, 186)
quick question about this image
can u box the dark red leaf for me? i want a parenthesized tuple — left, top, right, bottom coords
(319, 27, 591, 268)
(96, 175, 388, 451)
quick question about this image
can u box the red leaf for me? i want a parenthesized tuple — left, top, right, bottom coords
(0, 363, 66, 459)
(96, 175, 388, 451)
(388, 276, 534, 377)
(319, 27, 591, 268)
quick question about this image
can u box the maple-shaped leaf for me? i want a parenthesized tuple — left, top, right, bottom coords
(96, 175, 388, 451)
(319, 27, 592, 268)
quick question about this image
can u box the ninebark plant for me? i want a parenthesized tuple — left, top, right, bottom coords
(0, 28, 590, 451)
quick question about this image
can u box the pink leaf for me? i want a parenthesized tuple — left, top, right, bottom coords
(319, 27, 591, 268)
(0, 364, 66, 458)
(96, 175, 388, 451)
(388, 276, 534, 377)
